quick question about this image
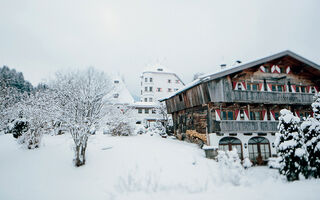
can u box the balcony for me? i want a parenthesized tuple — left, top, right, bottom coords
(211, 120, 279, 133)
(229, 90, 314, 105)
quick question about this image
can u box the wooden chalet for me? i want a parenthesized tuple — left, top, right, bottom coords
(161, 50, 320, 165)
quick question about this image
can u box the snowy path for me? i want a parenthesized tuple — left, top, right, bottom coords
(0, 133, 319, 200)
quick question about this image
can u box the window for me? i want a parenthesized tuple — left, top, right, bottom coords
(149, 98, 153, 102)
(157, 68, 163, 71)
(150, 78, 153, 82)
(144, 98, 147, 102)
(240, 110, 245, 120)
(237, 83, 243, 90)
(250, 111, 261, 120)
(144, 87, 148, 92)
(272, 84, 284, 92)
(140, 90, 142, 95)
(301, 86, 306, 93)
(145, 77, 148, 82)
(275, 112, 279, 120)
(222, 111, 234, 120)
(179, 94, 183, 101)
(152, 109, 156, 114)
(311, 87, 316, 93)
(149, 87, 153, 92)
(138, 109, 142, 114)
(157, 88, 161, 92)
(265, 66, 271, 73)
(280, 67, 285, 73)
(176, 80, 180, 84)
(174, 88, 179, 91)
(114, 80, 119, 84)
(145, 108, 149, 114)
(168, 79, 171, 83)
(113, 93, 119, 98)
(247, 83, 258, 91)
(168, 88, 172, 92)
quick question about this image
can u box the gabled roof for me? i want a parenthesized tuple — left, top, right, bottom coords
(160, 50, 320, 101)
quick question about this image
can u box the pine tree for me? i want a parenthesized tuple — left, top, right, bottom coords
(301, 92, 320, 178)
(275, 109, 308, 181)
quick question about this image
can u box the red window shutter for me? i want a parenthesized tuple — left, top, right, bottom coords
(216, 109, 221, 120)
(307, 86, 311, 93)
(235, 109, 240, 120)
(259, 83, 263, 91)
(292, 85, 296, 92)
(242, 82, 246, 90)
(232, 82, 237, 90)
(244, 110, 249, 120)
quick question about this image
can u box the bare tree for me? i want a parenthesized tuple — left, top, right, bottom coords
(51, 67, 113, 167)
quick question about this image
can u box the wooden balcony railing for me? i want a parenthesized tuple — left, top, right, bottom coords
(211, 120, 279, 133)
(229, 90, 314, 105)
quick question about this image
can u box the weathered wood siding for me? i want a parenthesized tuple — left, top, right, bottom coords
(166, 83, 210, 113)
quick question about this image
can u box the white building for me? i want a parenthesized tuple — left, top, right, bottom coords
(108, 76, 134, 107)
(134, 64, 185, 126)
(140, 64, 185, 103)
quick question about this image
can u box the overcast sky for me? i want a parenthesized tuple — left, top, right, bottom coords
(1, 0, 319, 97)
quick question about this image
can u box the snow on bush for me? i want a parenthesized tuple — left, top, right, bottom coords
(275, 109, 308, 181)
(217, 149, 244, 185)
(242, 157, 252, 169)
(104, 106, 136, 136)
(300, 92, 320, 178)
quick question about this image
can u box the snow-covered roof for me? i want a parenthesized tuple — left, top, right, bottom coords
(160, 50, 320, 101)
(132, 101, 158, 108)
(107, 75, 134, 105)
(142, 64, 185, 85)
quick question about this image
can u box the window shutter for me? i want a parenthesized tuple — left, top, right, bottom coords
(286, 66, 291, 74)
(262, 110, 267, 121)
(232, 82, 237, 90)
(260, 65, 265, 72)
(270, 111, 276, 121)
(244, 110, 249, 121)
(291, 85, 296, 93)
(215, 109, 221, 121)
(235, 109, 240, 120)
(242, 82, 246, 90)
(259, 83, 264, 91)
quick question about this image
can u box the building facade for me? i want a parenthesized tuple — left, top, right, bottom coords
(161, 51, 320, 164)
(136, 65, 185, 126)
(140, 65, 185, 103)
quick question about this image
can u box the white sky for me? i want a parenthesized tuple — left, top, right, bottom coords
(1, 0, 320, 97)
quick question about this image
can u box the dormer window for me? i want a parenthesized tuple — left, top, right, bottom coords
(157, 68, 163, 71)
(113, 93, 119, 98)
(168, 79, 171, 83)
(114, 80, 119, 84)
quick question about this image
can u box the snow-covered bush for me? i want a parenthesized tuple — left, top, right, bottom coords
(104, 106, 135, 136)
(300, 92, 320, 178)
(268, 157, 281, 169)
(6, 117, 29, 138)
(217, 149, 244, 185)
(275, 109, 308, 181)
(242, 157, 252, 169)
(50, 68, 113, 167)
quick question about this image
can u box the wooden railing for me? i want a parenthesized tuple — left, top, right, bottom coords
(211, 120, 279, 133)
(230, 90, 314, 105)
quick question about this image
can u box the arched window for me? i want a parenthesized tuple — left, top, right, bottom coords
(248, 136, 271, 165)
(219, 137, 243, 159)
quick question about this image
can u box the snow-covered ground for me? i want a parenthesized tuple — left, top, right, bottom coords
(0, 133, 319, 200)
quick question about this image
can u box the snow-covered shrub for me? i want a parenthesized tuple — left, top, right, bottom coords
(6, 117, 29, 138)
(268, 157, 281, 169)
(242, 157, 252, 169)
(275, 109, 308, 181)
(217, 149, 244, 185)
(300, 92, 320, 178)
(104, 106, 135, 136)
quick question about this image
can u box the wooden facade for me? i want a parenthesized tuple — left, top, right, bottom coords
(162, 51, 320, 164)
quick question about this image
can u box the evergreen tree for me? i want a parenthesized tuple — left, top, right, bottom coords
(275, 109, 308, 181)
(301, 92, 320, 178)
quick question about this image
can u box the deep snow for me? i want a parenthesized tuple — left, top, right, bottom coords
(0, 133, 320, 200)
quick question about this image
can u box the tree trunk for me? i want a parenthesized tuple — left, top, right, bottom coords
(74, 144, 86, 167)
